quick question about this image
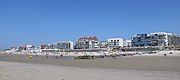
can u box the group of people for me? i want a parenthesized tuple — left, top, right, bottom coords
(30, 53, 64, 59)
(164, 52, 173, 56)
(45, 53, 64, 59)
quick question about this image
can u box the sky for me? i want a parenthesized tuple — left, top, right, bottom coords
(0, 0, 180, 49)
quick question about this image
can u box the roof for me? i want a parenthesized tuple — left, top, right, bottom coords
(78, 36, 98, 41)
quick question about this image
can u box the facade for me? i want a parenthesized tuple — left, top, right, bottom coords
(99, 41, 108, 48)
(48, 41, 73, 49)
(52, 43, 58, 49)
(25, 45, 35, 51)
(40, 45, 48, 49)
(75, 36, 99, 49)
(108, 38, 124, 48)
(168, 34, 180, 46)
(9, 45, 34, 51)
(57, 41, 73, 49)
(123, 40, 132, 47)
(48, 44, 53, 49)
(131, 32, 180, 47)
(47, 43, 57, 49)
(18, 46, 26, 50)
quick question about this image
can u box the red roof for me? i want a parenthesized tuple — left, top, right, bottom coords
(93, 36, 97, 40)
(89, 36, 93, 40)
(84, 37, 87, 40)
(78, 36, 98, 41)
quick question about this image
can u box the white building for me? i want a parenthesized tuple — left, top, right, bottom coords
(25, 45, 35, 51)
(132, 32, 176, 47)
(108, 38, 124, 48)
(48, 41, 73, 49)
(75, 36, 99, 49)
(123, 39, 132, 47)
(150, 32, 172, 46)
(57, 41, 73, 49)
(99, 41, 108, 48)
(108, 38, 131, 48)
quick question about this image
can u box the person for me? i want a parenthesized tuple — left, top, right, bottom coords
(36, 53, 38, 58)
(113, 55, 116, 59)
(56, 56, 58, 59)
(164, 54, 167, 56)
(46, 53, 49, 59)
(60, 54, 63, 58)
(170, 52, 172, 54)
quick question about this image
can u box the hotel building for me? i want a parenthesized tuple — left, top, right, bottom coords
(108, 38, 131, 48)
(132, 32, 180, 47)
(48, 41, 73, 49)
(75, 36, 99, 49)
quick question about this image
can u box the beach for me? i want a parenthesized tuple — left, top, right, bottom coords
(0, 61, 180, 80)
(0, 53, 180, 80)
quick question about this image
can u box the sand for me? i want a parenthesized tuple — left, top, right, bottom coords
(0, 54, 180, 80)
(1, 61, 180, 80)
(135, 51, 180, 56)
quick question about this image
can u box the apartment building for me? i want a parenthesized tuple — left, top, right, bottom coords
(48, 41, 73, 49)
(131, 32, 180, 47)
(75, 36, 99, 49)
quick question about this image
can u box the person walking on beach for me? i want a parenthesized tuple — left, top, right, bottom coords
(170, 52, 172, 54)
(35, 53, 38, 58)
(60, 54, 63, 57)
(56, 56, 58, 59)
(46, 53, 49, 59)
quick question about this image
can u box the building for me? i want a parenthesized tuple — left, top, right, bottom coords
(75, 36, 99, 49)
(108, 38, 131, 48)
(25, 45, 35, 51)
(40, 45, 48, 49)
(123, 39, 132, 47)
(168, 34, 180, 46)
(56, 41, 73, 49)
(47, 43, 57, 49)
(48, 44, 53, 49)
(52, 43, 58, 49)
(108, 38, 124, 48)
(48, 41, 73, 49)
(132, 32, 180, 47)
(99, 41, 108, 48)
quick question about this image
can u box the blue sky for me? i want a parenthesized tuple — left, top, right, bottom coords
(0, 0, 180, 49)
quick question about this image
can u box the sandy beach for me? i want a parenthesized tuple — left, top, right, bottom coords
(0, 54, 180, 80)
